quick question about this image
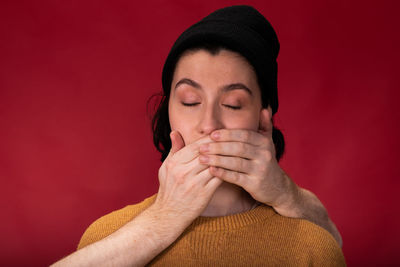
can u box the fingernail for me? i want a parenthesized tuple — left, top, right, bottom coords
(199, 155, 209, 163)
(200, 144, 209, 152)
(211, 131, 220, 139)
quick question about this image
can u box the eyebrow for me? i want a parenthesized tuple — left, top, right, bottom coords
(174, 78, 253, 96)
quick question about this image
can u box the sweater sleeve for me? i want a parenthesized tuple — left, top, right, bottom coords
(77, 195, 157, 250)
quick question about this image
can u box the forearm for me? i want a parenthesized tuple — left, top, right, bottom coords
(273, 174, 343, 247)
(296, 188, 342, 247)
(52, 204, 187, 267)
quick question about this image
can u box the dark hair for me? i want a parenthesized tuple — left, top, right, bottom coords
(151, 43, 285, 162)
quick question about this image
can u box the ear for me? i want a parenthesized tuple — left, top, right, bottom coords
(258, 107, 273, 138)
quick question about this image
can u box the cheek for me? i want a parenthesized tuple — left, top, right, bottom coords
(168, 103, 197, 145)
(223, 112, 260, 130)
(221, 98, 261, 130)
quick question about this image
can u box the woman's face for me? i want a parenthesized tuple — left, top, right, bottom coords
(168, 49, 263, 145)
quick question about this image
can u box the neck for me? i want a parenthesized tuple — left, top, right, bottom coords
(201, 182, 256, 217)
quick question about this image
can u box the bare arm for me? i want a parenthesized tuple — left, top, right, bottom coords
(272, 173, 343, 247)
(52, 132, 222, 266)
(51, 204, 186, 267)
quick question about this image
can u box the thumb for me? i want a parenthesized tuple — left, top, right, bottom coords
(170, 131, 185, 154)
(258, 108, 273, 138)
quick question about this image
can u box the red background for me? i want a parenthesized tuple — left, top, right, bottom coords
(1, 0, 399, 266)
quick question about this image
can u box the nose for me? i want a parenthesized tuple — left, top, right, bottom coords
(197, 104, 224, 135)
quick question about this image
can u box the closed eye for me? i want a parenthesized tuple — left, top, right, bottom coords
(182, 102, 200, 107)
(223, 104, 241, 110)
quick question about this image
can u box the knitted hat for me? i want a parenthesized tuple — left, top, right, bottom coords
(161, 5, 280, 114)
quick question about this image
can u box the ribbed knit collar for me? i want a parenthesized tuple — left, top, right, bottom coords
(186, 205, 276, 232)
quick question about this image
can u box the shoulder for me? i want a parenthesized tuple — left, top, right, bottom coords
(297, 219, 346, 266)
(77, 194, 157, 250)
(255, 205, 346, 266)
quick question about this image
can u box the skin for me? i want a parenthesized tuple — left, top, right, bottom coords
(52, 48, 342, 267)
(165, 48, 341, 245)
(168, 49, 265, 216)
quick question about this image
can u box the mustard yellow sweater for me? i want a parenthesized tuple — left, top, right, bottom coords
(78, 195, 345, 266)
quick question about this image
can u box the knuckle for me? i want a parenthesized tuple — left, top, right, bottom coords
(166, 159, 175, 171)
(174, 171, 186, 184)
(165, 162, 171, 172)
(258, 163, 268, 174)
(260, 133, 269, 142)
(264, 139, 273, 150)
(261, 150, 273, 162)
(213, 167, 223, 176)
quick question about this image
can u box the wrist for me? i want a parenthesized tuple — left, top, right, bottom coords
(271, 173, 302, 218)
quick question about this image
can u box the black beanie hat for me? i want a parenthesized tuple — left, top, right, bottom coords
(162, 5, 280, 114)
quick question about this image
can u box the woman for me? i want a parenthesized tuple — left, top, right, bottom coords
(53, 5, 344, 266)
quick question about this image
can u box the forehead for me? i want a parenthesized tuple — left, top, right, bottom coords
(172, 49, 260, 94)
